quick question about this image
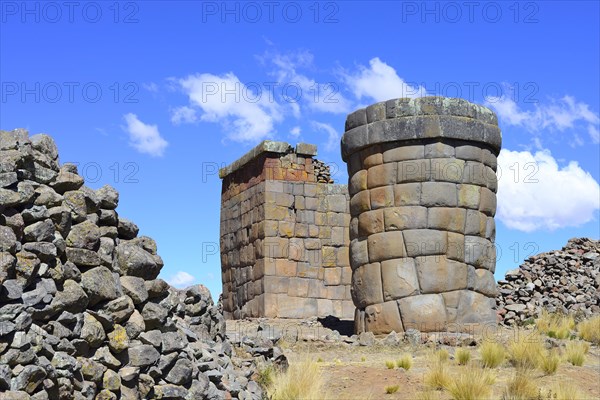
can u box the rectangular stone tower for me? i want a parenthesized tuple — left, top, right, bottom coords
(219, 141, 354, 319)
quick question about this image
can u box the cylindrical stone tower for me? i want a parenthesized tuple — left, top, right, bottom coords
(341, 97, 502, 334)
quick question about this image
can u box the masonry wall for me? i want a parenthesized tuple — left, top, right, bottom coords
(220, 142, 354, 319)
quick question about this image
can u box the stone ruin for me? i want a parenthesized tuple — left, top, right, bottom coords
(342, 97, 502, 334)
(0, 129, 269, 399)
(220, 96, 502, 335)
(219, 141, 354, 319)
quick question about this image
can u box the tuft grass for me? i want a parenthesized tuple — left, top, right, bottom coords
(385, 385, 400, 394)
(361, 356, 366, 362)
(396, 354, 412, 370)
(577, 315, 600, 344)
(385, 360, 395, 369)
(544, 382, 585, 400)
(536, 310, 575, 339)
(424, 361, 451, 390)
(539, 349, 560, 375)
(445, 366, 495, 400)
(316, 357, 323, 363)
(507, 331, 544, 370)
(416, 390, 440, 400)
(502, 371, 538, 400)
(564, 341, 587, 366)
(480, 340, 506, 368)
(268, 359, 327, 400)
(455, 348, 471, 366)
(435, 348, 449, 363)
(256, 365, 274, 389)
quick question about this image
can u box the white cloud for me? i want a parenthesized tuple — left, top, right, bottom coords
(290, 126, 301, 138)
(168, 271, 196, 288)
(342, 57, 427, 103)
(311, 121, 339, 153)
(122, 113, 168, 157)
(486, 95, 600, 144)
(176, 72, 282, 142)
(171, 106, 197, 125)
(142, 82, 159, 93)
(264, 50, 352, 114)
(497, 148, 600, 232)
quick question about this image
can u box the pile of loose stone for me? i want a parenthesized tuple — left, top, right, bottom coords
(0, 129, 277, 399)
(312, 159, 334, 183)
(496, 238, 600, 325)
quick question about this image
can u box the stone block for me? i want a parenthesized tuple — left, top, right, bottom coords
(455, 144, 482, 161)
(328, 285, 348, 300)
(277, 295, 317, 318)
(427, 207, 466, 233)
(350, 239, 369, 270)
(415, 256, 468, 293)
(263, 276, 289, 294)
(382, 144, 424, 162)
(464, 236, 494, 270)
(383, 206, 428, 231)
(479, 187, 496, 216)
(349, 190, 371, 215)
(397, 159, 429, 183)
(485, 217, 495, 241)
(367, 231, 406, 262)
(278, 221, 295, 238)
(358, 209, 384, 236)
(324, 267, 342, 286)
(370, 186, 394, 209)
(331, 227, 345, 246)
(424, 142, 454, 158)
(454, 291, 496, 328)
(361, 145, 383, 168)
(351, 262, 383, 308)
(308, 279, 329, 298)
(465, 210, 487, 236)
(321, 246, 337, 267)
(447, 232, 465, 262)
(364, 301, 404, 334)
(381, 258, 420, 300)
(262, 293, 278, 318)
(349, 170, 367, 195)
(458, 184, 481, 209)
(305, 197, 318, 210)
(337, 246, 350, 267)
(398, 294, 448, 332)
(482, 149, 497, 170)
(294, 196, 305, 210)
(366, 102, 386, 123)
(421, 182, 457, 207)
(304, 183, 317, 197)
(393, 183, 421, 206)
(403, 229, 448, 257)
(484, 166, 497, 192)
(367, 163, 396, 189)
(462, 161, 487, 186)
(317, 299, 334, 317)
(430, 158, 465, 183)
(441, 290, 462, 308)
(275, 259, 297, 277)
(469, 267, 498, 297)
(329, 195, 348, 213)
(341, 266, 352, 285)
(288, 278, 310, 297)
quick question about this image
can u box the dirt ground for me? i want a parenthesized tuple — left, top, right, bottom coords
(227, 318, 600, 400)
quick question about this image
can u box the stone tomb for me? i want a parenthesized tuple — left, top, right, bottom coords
(219, 141, 354, 319)
(341, 97, 501, 334)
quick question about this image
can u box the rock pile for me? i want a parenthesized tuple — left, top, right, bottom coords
(0, 129, 268, 399)
(496, 238, 600, 325)
(313, 159, 334, 183)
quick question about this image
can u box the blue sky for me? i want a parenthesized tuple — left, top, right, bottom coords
(2, 1, 599, 300)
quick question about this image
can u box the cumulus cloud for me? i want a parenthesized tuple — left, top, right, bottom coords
(486, 95, 600, 145)
(122, 113, 168, 157)
(175, 72, 283, 143)
(342, 57, 427, 103)
(290, 126, 301, 138)
(171, 106, 197, 125)
(497, 148, 600, 232)
(167, 271, 196, 288)
(311, 121, 339, 152)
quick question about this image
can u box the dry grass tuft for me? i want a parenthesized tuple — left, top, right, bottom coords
(564, 341, 587, 366)
(507, 330, 544, 370)
(502, 370, 538, 400)
(577, 315, 600, 344)
(435, 348, 450, 363)
(268, 359, 327, 400)
(385, 360, 395, 369)
(256, 365, 275, 389)
(455, 348, 471, 366)
(536, 310, 575, 339)
(385, 385, 400, 394)
(415, 390, 440, 400)
(539, 348, 560, 375)
(424, 361, 451, 390)
(396, 354, 412, 370)
(445, 366, 495, 400)
(480, 340, 506, 368)
(543, 381, 586, 400)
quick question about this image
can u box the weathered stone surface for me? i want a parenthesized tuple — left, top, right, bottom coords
(415, 256, 468, 294)
(51, 164, 84, 194)
(81, 312, 106, 347)
(116, 243, 161, 280)
(0, 225, 18, 252)
(128, 344, 160, 367)
(398, 294, 448, 332)
(364, 301, 404, 334)
(119, 276, 149, 304)
(23, 219, 55, 242)
(66, 220, 101, 250)
(351, 263, 383, 308)
(11, 365, 46, 393)
(81, 266, 120, 306)
(165, 358, 193, 385)
(380, 258, 420, 301)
